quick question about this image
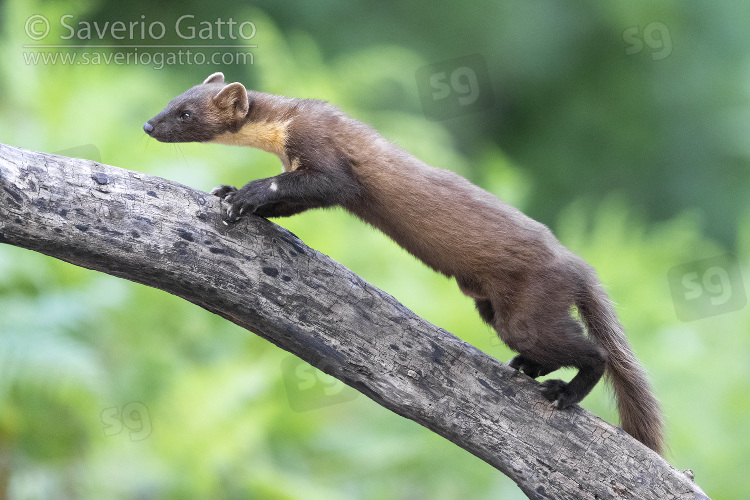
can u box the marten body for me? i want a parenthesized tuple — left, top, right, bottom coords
(144, 72, 664, 454)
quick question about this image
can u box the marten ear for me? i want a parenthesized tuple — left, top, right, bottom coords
(213, 82, 249, 118)
(203, 72, 225, 85)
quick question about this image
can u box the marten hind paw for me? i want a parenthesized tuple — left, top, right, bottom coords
(509, 355, 552, 379)
(539, 379, 569, 407)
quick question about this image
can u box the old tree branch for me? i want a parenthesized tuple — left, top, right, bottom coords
(0, 143, 707, 499)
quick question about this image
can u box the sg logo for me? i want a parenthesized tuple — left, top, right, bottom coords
(101, 401, 152, 441)
(623, 22, 673, 61)
(430, 67, 481, 106)
(668, 254, 747, 321)
(281, 356, 358, 412)
(416, 54, 495, 121)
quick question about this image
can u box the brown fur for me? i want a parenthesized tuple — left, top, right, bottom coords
(144, 73, 665, 454)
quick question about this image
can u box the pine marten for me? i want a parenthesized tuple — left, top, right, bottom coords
(144, 72, 664, 454)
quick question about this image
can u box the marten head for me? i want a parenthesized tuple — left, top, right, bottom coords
(143, 72, 250, 143)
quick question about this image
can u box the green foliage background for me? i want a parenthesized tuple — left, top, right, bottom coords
(1, 1, 749, 498)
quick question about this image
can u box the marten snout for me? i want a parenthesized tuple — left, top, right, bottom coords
(143, 122, 154, 135)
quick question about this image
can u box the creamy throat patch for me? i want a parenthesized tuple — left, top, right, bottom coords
(209, 119, 290, 158)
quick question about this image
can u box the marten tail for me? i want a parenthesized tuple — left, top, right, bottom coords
(576, 278, 665, 455)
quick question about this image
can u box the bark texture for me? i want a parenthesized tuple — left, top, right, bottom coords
(0, 143, 708, 499)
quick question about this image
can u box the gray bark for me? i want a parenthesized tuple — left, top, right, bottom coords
(0, 143, 708, 499)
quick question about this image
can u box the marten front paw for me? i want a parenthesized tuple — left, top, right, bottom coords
(224, 186, 267, 222)
(210, 185, 260, 222)
(210, 185, 238, 199)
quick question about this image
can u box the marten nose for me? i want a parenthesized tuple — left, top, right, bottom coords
(143, 122, 154, 134)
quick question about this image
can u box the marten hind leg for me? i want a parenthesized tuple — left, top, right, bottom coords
(536, 316, 607, 409)
(477, 293, 604, 401)
(496, 306, 606, 408)
(488, 296, 565, 379)
(475, 299, 552, 378)
(475, 299, 548, 377)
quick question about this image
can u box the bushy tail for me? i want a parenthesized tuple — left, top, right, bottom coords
(577, 279, 665, 455)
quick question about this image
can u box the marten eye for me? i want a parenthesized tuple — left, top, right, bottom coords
(179, 111, 191, 120)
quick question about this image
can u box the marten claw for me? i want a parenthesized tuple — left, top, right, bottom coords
(226, 204, 247, 222)
(226, 199, 258, 222)
(211, 185, 245, 222)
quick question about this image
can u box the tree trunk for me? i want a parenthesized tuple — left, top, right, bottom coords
(0, 143, 709, 499)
